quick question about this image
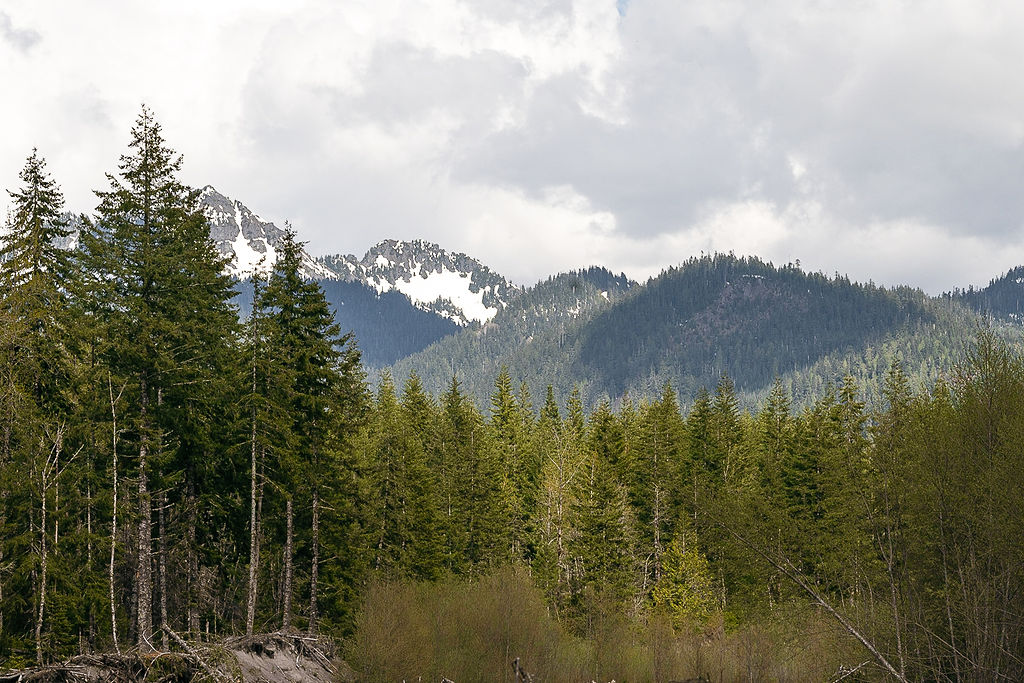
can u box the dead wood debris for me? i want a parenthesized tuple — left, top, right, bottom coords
(0, 631, 348, 683)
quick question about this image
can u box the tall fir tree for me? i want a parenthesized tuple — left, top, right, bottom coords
(0, 149, 84, 663)
(367, 372, 442, 580)
(438, 377, 508, 574)
(258, 228, 367, 633)
(566, 400, 637, 631)
(489, 367, 535, 561)
(82, 106, 239, 648)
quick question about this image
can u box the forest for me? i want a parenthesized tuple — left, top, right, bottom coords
(388, 249, 995, 415)
(1, 108, 1022, 681)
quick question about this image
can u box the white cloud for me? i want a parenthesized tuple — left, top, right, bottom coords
(2, 0, 1023, 294)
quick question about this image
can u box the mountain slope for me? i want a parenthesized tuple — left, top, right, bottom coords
(387, 266, 635, 404)
(948, 266, 1024, 322)
(390, 254, 988, 409)
(199, 186, 333, 279)
(234, 278, 459, 368)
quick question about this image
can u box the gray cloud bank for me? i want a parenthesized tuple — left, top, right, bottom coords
(3, 1, 1023, 292)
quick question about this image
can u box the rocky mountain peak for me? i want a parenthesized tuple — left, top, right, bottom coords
(198, 186, 332, 280)
(318, 240, 520, 326)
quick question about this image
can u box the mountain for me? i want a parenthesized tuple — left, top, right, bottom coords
(387, 266, 635, 404)
(42, 185, 1021, 405)
(233, 278, 460, 368)
(198, 187, 523, 362)
(947, 266, 1024, 322)
(199, 186, 334, 280)
(389, 254, 993, 409)
(199, 187, 520, 327)
(318, 239, 520, 326)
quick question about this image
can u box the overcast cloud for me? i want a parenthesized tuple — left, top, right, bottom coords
(2, 0, 1023, 291)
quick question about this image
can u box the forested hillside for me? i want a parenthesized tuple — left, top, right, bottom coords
(948, 265, 1024, 321)
(391, 254, 991, 409)
(387, 266, 634, 404)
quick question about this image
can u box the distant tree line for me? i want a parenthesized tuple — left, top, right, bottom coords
(2, 109, 1022, 681)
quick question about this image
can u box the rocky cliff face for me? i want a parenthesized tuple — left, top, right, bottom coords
(199, 186, 333, 280)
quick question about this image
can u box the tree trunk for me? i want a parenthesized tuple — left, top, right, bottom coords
(108, 375, 121, 654)
(186, 477, 199, 635)
(282, 497, 293, 630)
(136, 376, 153, 651)
(245, 421, 259, 636)
(1, 547, 5, 640)
(309, 487, 320, 634)
(159, 492, 169, 650)
(36, 442, 48, 665)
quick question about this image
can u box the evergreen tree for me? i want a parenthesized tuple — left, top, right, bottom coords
(683, 387, 714, 527)
(367, 372, 442, 580)
(632, 384, 685, 590)
(0, 150, 93, 663)
(755, 378, 794, 498)
(82, 106, 240, 647)
(651, 528, 716, 629)
(438, 377, 507, 573)
(489, 367, 534, 561)
(710, 374, 745, 489)
(566, 401, 637, 630)
(259, 228, 368, 633)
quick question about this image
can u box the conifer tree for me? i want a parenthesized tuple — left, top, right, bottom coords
(632, 384, 684, 589)
(241, 272, 296, 635)
(367, 372, 442, 580)
(710, 374, 744, 489)
(400, 371, 439, 456)
(489, 367, 535, 561)
(259, 228, 367, 632)
(439, 377, 507, 573)
(566, 400, 637, 629)
(755, 378, 794, 498)
(651, 528, 715, 629)
(82, 106, 239, 648)
(684, 387, 714, 526)
(534, 387, 588, 613)
(0, 150, 86, 663)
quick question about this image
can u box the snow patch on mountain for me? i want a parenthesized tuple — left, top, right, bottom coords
(393, 267, 499, 323)
(196, 190, 519, 326)
(318, 239, 519, 326)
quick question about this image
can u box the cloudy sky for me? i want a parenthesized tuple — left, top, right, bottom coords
(2, 0, 1023, 291)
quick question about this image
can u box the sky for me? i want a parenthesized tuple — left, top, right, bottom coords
(2, 0, 1024, 292)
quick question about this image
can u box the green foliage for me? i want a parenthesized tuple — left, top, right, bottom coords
(652, 530, 716, 629)
(365, 372, 443, 580)
(348, 568, 855, 683)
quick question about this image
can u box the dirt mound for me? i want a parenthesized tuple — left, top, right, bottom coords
(225, 632, 354, 683)
(0, 632, 354, 683)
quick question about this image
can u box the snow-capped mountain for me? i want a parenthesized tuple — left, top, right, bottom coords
(199, 186, 333, 280)
(199, 188, 519, 326)
(318, 239, 520, 326)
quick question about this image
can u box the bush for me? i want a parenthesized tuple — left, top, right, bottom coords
(347, 567, 862, 682)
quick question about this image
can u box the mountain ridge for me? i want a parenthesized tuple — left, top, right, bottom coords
(199, 187, 519, 326)
(388, 254, 1002, 410)
(316, 238, 520, 326)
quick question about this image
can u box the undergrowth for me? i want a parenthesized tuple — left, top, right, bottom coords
(346, 566, 863, 682)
